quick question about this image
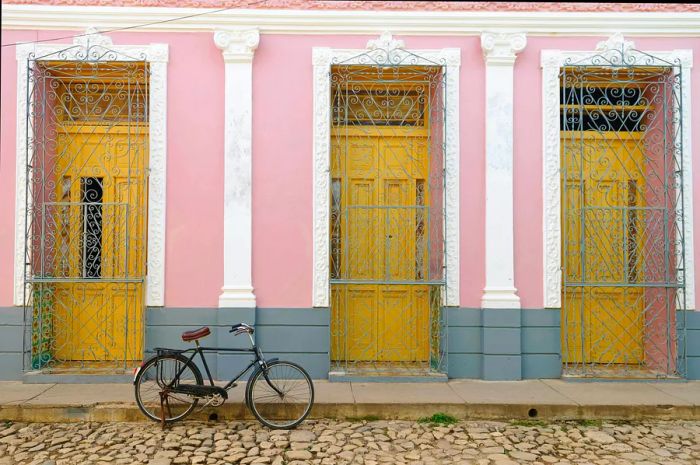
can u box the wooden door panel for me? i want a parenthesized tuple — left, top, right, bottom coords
(384, 179, 412, 282)
(332, 133, 432, 364)
(562, 134, 645, 366)
(52, 127, 146, 362)
(347, 179, 379, 280)
(378, 287, 412, 362)
(346, 286, 378, 361)
(589, 288, 644, 363)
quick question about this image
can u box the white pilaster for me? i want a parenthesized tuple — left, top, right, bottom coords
(214, 29, 259, 308)
(480, 32, 526, 309)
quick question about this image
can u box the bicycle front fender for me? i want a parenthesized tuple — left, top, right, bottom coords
(244, 358, 279, 407)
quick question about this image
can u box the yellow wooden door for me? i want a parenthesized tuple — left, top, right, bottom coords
(331, 133, 430, 363)
(53, 125, 147, 362)
(562, 132, 645, 365)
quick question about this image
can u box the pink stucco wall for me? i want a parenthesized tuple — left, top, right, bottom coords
(1, 30, 699, 309)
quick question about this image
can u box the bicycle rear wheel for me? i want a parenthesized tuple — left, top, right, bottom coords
(134, 353, 203, 423)
(246, 360, 314, 429)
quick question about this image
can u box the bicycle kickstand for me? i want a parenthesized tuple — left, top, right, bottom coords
(159, 390, 172, 430)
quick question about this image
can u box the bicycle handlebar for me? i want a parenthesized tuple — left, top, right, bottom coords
(229, 323, 255, 336)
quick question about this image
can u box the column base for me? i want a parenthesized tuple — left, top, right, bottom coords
(481, 287, 521, 309)
(218, 287, 256, 308)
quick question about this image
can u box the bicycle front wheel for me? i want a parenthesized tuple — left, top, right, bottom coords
(134, 353, 203, 423)
(246, 360, 314, 429)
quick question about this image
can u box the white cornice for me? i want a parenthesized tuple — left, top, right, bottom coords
(2, 5, 700, 36)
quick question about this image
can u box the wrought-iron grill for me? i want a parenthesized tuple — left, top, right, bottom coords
(560, 46, 686, 377)
(22, 44, 149, 372)
(329, 49, 447, 376)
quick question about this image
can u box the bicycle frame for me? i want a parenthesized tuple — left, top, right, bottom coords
(153, 334, 282, 396)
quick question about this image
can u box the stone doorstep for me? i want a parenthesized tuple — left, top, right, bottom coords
(0, 401, 697, 423)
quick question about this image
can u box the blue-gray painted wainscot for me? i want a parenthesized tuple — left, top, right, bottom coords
(1, 307, 699, 381)
(685, 311, 700, 379)
(0, 307, 23, 380)
(448, 308, 561, 381)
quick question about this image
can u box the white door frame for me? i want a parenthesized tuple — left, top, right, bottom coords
(13, 28, 168, 307)
(310, 32, 461, 308)
(540, 33, 694, 310)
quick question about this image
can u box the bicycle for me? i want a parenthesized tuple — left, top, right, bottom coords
(133, 323, 314, 429)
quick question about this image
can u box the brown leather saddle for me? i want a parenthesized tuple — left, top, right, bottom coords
(181, 326, 211, 342)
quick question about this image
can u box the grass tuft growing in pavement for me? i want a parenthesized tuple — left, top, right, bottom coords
(571, 419, 603, 427)
(510, 419, 548, 427)
(347, 415, 381, 422)
(417, 413, 458, 426)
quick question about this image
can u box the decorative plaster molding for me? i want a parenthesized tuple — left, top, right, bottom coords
(213, 28, 259, 63)
(311, 33, 461, 308)
(595, 32, 633, 55)
(3, 5, 700, 36)
(214, 28, 259, 308)
(367, 31, 405, 52)
(6, 1, 700, 12)
(74, 25, 112, 48)
(540, 36, 695, 310)
(13, 28, 169, 307)
(481, 31, 526, 65)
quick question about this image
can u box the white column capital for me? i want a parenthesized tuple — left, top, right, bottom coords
(481, 32, 527, 66)
(214, 28, 260, 63)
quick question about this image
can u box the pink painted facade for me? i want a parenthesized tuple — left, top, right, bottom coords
(3, 31, 699, 309)
(1, 2, 699, 380)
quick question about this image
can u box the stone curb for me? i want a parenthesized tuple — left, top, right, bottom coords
(1, 402, 697, 423)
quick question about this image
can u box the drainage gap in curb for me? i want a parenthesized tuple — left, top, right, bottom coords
(528, 408, 538, 418)
(209, 413, 218, 421)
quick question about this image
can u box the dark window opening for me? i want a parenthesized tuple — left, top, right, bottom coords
(559, 83, 650, 132)
(81, 177, 103, 279)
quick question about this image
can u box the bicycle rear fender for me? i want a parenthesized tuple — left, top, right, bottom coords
(132, 351, 193, 385)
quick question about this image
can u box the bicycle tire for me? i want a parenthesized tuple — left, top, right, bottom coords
(246, 360, 314, 429)
(134, 353, 204, 423)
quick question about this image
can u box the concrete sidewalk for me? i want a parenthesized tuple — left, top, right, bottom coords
(1, 379, 698, 423)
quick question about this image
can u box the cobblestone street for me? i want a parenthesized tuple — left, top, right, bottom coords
(0, 419, 698, 465)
